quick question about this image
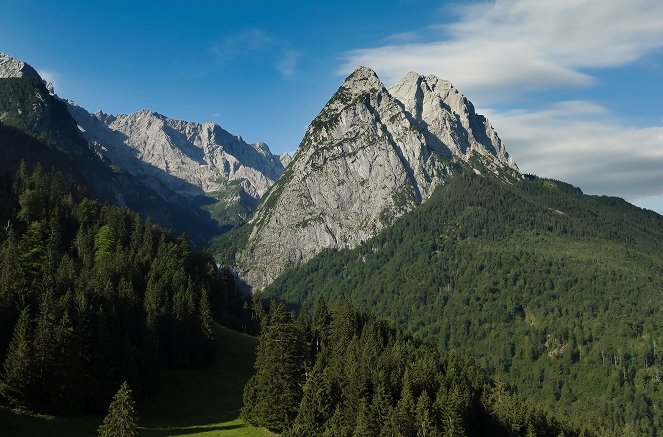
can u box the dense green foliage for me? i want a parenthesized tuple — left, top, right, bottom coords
(98, 381, 139, 437)
(1, 325, 268, 437)
(265, 172, 663, 435)
(243, 298, 579, 436)
(0, 165, 248, 415)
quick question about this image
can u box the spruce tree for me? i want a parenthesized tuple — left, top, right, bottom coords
(98, 381, 139, 437)
(2, 308, 35, 409)
(241, 301, 306, 432)
(416, 391, 438, 437)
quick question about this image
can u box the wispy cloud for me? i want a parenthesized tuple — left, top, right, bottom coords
(211, 29, 302, 78)
(482, 101, 663, 202)
(339, 0, 663, 98)
(37, 69, 58, 90)
(211, 29, 273, 58)
(276, 50, 302, 78)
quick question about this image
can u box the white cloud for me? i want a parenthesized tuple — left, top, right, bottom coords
(277, 50, 302, 78)
(211, 29, 273, 58)
(481, 101, 663, 205)
(211, 29, 301, 78)
(339, 0, 663, 98)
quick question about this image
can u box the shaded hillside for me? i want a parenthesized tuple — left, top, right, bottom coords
(265, 171, 663, 435)
(1, 325, 267, 437)
(0, 166, 249, 415)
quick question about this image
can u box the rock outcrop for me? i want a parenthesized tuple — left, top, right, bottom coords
(0, 53, 42, 79)
(236, 67, 519, 290)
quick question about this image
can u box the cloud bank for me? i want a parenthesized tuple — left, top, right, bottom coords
(482, 102, 663, 201)
(340, 0, 663, 97)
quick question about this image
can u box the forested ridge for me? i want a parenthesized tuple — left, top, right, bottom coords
(242, 298, 581, 436)
(0, 163, 248, 415)
(265, 172, 663, 435)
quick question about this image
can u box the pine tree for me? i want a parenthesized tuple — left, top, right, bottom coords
(394, 375, 417, 436)
(323, 405, 351, 437)
(369, 380, 392, 435)
(288, 362, 337, 436)
(2, 308, 35, 408)
(353, 397, 372, 437)
(241, 301, 306, 432)
(98, 381, 140, 437)
(416, 391, 438, 437)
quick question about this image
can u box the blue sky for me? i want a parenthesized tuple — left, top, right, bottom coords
(2, 0, 663, 213)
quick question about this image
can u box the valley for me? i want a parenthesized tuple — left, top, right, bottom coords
(1, 48, 662, 436)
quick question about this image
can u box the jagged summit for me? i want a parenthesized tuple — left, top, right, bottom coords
(234, 68, 520, 290)
(389, 71, 517, 170)
(66, 102, 287, 202)
(0, 52, 42, 79)
(342, 66, 384, 92)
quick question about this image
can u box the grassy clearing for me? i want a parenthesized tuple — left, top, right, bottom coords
(0, 325, 268, 437)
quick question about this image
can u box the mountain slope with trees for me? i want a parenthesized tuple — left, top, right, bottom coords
(242, 298, 580, 436)
(264, 171, 663, 435)
(0, 164, 249, 415)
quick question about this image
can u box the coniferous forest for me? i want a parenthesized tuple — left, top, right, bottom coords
(242, 298, 581, 436)
(264, 172, 663, 435)
(0, 163, 248, 415)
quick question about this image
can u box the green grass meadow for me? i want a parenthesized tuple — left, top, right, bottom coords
(0, 326, 269, 437)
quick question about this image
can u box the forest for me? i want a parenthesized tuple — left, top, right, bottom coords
(265, 172, 663, 435)
(242, 297, 582, 436)
(0, 162, 249, 415)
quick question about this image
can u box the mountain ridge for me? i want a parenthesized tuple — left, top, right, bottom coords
(230, 66, 520, 290)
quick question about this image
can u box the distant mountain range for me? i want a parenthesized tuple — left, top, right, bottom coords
(0, 52, 289, 242)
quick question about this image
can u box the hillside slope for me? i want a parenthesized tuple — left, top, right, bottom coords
(0, 75, 221, 244)
(266, 171, 663, 435)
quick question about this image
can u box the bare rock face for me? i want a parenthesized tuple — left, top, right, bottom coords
(66, 102, 288, 221)
(236, 67, 519, 290)
(0, 53, 42, 79)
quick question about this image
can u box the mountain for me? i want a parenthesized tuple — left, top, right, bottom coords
(227, 66, 518, 290)
(265, 172, 663, 435)
(0, 53, 223, 243)
(0, 52, 290, 242)
(0, 53, 42, 80)
(65, 102, 289, 228)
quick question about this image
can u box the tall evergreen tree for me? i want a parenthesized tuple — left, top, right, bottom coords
(2, 308, 35, 408)
(241, 301, 306, 432)
(98, 381, 139, 437)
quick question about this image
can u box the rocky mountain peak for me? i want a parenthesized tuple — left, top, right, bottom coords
(342, 66, 384, 93)
(0, 53, 42, 79)
(234, 68, 520, 290)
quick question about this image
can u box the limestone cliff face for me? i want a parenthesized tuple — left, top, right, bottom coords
(236, 67, 519, 290)
(67, 104, 286, 198)
(66, 103, 288, 223)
